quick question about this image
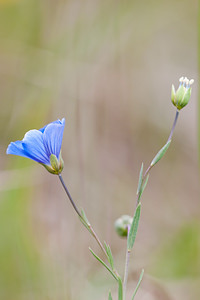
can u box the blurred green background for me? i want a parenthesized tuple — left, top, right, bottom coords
(0, 0, 199, 299)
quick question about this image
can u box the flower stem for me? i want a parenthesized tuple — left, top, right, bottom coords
(143, 109, 179, 180)
(167, 109, 179, 143)
(58, 174, 107, 257)
(58, 174, 81, 218)
(131, 108, 180, 289)
(88, 225, 108, 257)
(123, 109, 180, 298)
(123, 225, 130, 300)
(135, 110, 179, 205)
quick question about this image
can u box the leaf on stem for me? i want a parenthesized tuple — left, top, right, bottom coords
(80, 208, 90, 225)
(150, 140, 171, 167)
(79, 209, 92, 233)
(118, 276, 123, 300)
(138, 174, 149, 203)
(131, 269, 144, 300)
(127, 203, 141, 251)
(89, 248, 118, 281)
(108, 291, 113, 300)
(136, 163, 143, 195)
(104, 242, 114, 270)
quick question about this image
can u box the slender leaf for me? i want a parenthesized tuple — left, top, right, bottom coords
(79, 217, 91, 233)
(150, 140, 171, 167)
(136, 163, 143, 195)
(131, 269, 144, 300)
(104, 242, 114, 270)
(118, 276, 123, 300)
(138, 174, 149, 202)
(81, 208, 90, 225)
(127, 203, 141, 251)
(89, 248, 118, 281)
(108, 291, 113, 300)
(79, 209, 92, 233)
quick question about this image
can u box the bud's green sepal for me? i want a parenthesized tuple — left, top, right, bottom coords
(41, 153, 64, 175)
(114, 215, 133, 237)
(171, 77, 194, 110)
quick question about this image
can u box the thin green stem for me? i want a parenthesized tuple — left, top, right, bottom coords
(58, 174, 107, 257)
(88, 225, 108, 257)
(140, 109, 180, 189)
(58, 174, 81, 218)
(123, 225, 130, 300)
(167, 109, 179, 143)
(126, 109, 180, 297)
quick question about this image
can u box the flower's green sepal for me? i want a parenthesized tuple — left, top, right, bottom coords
(181, 87, 191, 108)
(171, 77, 194, 110)
(115, 215, 133, 237)
(42, 153, 64, 175)
(171, 84, 176, 103)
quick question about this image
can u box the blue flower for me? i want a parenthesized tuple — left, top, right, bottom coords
(7, 118, 65, 174)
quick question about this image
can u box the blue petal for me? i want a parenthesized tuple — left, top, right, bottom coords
(22, 129, 50, 164)
(43, 118, 65, 159)
(6, 140, 35, 160)
(39, 119, 64, 133)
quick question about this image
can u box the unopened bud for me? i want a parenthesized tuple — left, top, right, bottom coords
(114, 215, 133, 237)
(171, 76, 194, 110)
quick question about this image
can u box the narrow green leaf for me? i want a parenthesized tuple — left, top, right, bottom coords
(131, 269, 144, 300)
(89, 248, 118, 281)
(127, 203, 141, 251)
(108, 291, 113, 300)
(150, 140, 171, 167)
(136, 163, 143, 195)
(138, 174, 149, 202)
(104, 242, 114, 270)
(79, 209, 92, 233)
(118, 276, 123, 300)
(79, 217, 91, 233)
(81, 208, 90, 225)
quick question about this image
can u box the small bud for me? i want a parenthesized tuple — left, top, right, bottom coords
(114, 215, 133, 237)
(42, 153, 64, 175)
(171, 76, 194, 110)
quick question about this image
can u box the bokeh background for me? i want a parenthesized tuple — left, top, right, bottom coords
(0, 0, 199, 299)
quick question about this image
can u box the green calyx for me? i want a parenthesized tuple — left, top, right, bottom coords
(171, 77, 194, 110)
(42, 154, 64, 175)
